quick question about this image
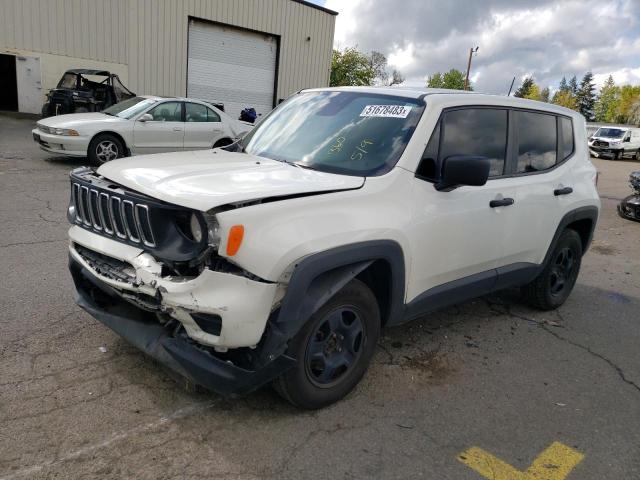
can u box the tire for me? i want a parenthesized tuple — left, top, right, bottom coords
(634, 149, 640, 160)
(613, 150, 622, 160)
(273, 278, 380, 409)
(88, 134, 125, 164)
(75, 106, 89, 113)
(521, 229, 583, 310)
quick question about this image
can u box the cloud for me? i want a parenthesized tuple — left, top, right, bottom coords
(324, 0, 640, 93)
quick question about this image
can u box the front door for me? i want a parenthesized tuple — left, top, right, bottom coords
(407, 107, 514, 301)
(133, 101, 184, 154)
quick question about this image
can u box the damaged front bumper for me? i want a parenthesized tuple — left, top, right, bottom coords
(69, 225, 278, 349)
(68, 225, 296, 395)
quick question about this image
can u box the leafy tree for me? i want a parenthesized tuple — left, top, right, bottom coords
(330, 47, 375, 87)
(552, 90, 578, 110)
(387, 69, 405, 86)
(524, 83, 541, 101)
(426, 69, 468, 90)
(568, 76, 579, 95)
(514, 76, 534, 98)
(616, 85, 640, 124)
(540, 87, 550, 103)
(426, 72, 444, 88)
(369, 50, 389, 84)
(629, 99, 640, 126)
(443, 69, 467, 90)
(576, 72, 596, 121)
(594, 75, 619, 122)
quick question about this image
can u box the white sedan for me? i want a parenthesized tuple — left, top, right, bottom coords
(32, 96, 253, 163)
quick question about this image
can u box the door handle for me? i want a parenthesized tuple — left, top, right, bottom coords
(173, 127, 183, 132)
(489, 198, 515, 208)
(554, 186, 573, 196)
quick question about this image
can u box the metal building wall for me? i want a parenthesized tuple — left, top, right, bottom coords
(0, 0, 336, 101)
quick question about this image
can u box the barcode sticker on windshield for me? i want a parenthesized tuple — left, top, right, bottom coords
(360, 105, 412, 118)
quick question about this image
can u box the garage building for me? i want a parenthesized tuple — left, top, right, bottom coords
(0, 0, 336, 117)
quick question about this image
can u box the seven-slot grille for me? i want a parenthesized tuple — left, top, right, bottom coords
(71, 182, 156, 247)
(593, 140, 609, 147)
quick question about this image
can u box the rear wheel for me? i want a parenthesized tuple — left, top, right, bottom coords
(521, 229, 582, 310)
(273, 279, 380, 409)
(633, 149, 640, 160)
(88, 134, 125, 164)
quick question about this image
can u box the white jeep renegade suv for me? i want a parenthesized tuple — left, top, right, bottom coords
(67, 87, 600, 408)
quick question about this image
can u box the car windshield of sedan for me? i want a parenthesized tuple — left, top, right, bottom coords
(103, 97, 157, 119)
(595, 128, 625, 139)
(241, 91, 425, 176)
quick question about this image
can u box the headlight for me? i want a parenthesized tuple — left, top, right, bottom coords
(52, 128, 79, 136)
(205, 213, 221, 248)
(190, 213, 203, 243)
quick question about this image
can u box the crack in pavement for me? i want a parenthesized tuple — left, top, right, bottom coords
(507, 306, 640, 394)
(0, 238, 66, 248)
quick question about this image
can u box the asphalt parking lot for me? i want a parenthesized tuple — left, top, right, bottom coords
(1, 111, 639, 479)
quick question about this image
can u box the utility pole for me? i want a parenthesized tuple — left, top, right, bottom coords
(464, 46, 479, 91)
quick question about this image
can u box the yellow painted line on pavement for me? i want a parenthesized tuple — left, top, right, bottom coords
(458, 441, 584, 480)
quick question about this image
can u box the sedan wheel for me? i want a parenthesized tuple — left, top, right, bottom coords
(88, 134, 125, 165)
(96, 140, 119, 162)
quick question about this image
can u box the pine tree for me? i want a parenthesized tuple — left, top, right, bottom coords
(594, 75, 619, 122)
(540, 87, 550, 103)
(514, 77, 534, 98)
(576, 72, 596, 121)
(559, 76, 569, 92)
(569, 76, 578, 95)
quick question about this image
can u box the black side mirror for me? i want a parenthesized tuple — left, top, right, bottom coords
(624, 137, 631, 143)
(435, 155, 490, 191)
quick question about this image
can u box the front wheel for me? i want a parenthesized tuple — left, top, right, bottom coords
(273, 279, 380, 409)
(521, 229, 583, 310)
(88, 134, 125, 164)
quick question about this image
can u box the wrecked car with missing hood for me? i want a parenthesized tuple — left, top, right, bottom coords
(67, 87, 600, 409)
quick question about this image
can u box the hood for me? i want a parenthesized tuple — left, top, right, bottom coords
(39, 113, 123, 128)
(97, 149, 365, 211)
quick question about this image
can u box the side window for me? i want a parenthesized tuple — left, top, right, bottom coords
(207, 107, 221, 122)
(560, 117, 574, 160)
(185, 103, 208, 122)
(516, 111, 557, 173)
(148, 102, 182, 122)
(439, 108, 508, 177)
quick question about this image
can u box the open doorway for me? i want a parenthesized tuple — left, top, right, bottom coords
(0, 54, 18, 111)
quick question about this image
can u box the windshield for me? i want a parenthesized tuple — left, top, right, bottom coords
(57, 73, 78, 89)
(595, 128, 625, 139)
(103, 97, 157, 119)
(241, 91, 425, 176)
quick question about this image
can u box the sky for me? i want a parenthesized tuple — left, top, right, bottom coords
(310, 0, 640, 94)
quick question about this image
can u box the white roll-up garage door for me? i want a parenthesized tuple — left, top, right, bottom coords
(187, 19, 278, 119)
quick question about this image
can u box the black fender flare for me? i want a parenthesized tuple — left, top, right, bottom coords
(259, 240, 406, 363)
(542, 205, 599, 265)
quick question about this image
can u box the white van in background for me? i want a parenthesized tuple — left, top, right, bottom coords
(588, 126, 640, 160)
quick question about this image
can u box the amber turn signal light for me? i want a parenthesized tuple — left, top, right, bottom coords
(226, 225, 245, 256)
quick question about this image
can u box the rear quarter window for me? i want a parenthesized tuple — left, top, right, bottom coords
(560, 117, 574, 160)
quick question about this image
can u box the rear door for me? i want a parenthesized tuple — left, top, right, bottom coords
(133, 101, 184, 154)
(183, 102, 228, 150)
(497, 111, 576, 268)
